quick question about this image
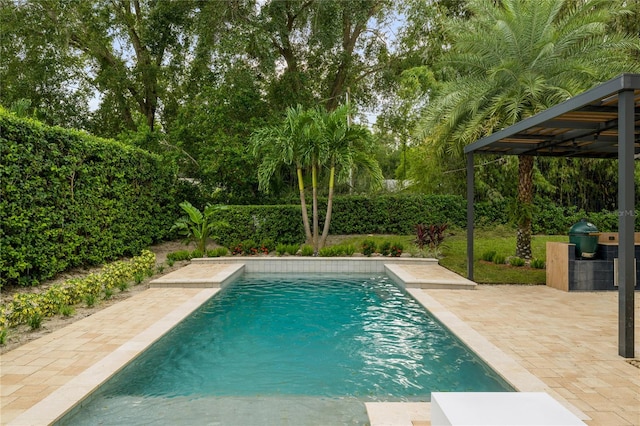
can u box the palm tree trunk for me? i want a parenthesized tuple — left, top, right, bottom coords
(516, 155, 534, 259)
(297, 166, 313, 244)
(312, 162, 319, 253)
(319, 165, 335, 250)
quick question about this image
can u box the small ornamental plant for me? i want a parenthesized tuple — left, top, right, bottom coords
(276, 244, 288, 256)
(260, 239, 275, 255)
(207, 247, 228, 257)
(493, 254, 506, 264)
(481, 250, 497, 262)
(379, 241, 391, 256)
(28, 312, 43, 330)
(361, 240, 377, 256)
(531, 258, 545, 269)
(390, 243, 404, 257)
(230, 242, 244, 255)
(509, 256, 526, 267)
(0, 251, 156, 330)
(300, 245, 314, 256)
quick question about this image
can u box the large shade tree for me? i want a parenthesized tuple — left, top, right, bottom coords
(415, 0, 639, 259)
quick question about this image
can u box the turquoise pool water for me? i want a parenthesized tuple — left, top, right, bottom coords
(59, 274, 512, 425)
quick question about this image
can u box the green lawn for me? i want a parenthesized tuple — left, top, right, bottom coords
(440, 227, 566, 284)
(333, 227, 567, 285)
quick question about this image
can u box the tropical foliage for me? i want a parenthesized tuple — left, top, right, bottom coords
(0, 250, 155, 331)
(252, 105, 383, 253)
(413, 0, 640, 258)
(171, 202, 228, 254)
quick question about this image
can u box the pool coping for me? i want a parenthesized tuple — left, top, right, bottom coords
(7, 288, 220, 426)
(5, 260, 588, 425)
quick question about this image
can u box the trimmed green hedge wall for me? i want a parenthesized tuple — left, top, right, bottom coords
(212, 195, 631, 247)
(212, 195, 468, 246)
(0, 111, 176, 288)
(215, 205, 306, 247)
(326, 195, 467, 234)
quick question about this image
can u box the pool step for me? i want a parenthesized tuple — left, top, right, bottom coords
(385, 264, 477, 289)
(149, 263, 244, 288)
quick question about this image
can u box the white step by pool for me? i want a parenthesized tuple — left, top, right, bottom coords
(431, 392, 586, 425)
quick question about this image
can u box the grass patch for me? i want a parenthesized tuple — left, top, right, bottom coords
(438, 227, 566, 284)
(335, 228, 565, 284)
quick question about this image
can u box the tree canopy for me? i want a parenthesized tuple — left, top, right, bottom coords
(1, 0, 638, 219)
(411, 0, 640, 256)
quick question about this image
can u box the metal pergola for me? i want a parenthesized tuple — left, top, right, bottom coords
(464, 73, 640, 358)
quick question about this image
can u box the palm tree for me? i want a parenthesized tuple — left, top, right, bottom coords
(416, 0, 639, 259)
(314, 105, 384, 249)
(251, 105, 315, 244)
(252, 104, 382, 253)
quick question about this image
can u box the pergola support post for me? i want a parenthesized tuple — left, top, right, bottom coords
(618, 89, 635, 358)
(466, 153, 474, 281)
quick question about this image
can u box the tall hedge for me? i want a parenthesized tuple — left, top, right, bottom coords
(212, 195, 633, 247)
(0, 110, 176, 287)
(211, 195, 468, 246)
(215, 205, 306, 247)
(326, 195, 467, 234)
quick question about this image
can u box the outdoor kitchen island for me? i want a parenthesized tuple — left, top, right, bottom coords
(546, 233, 640, 291)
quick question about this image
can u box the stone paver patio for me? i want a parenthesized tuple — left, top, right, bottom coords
(1, 263, 638, 425)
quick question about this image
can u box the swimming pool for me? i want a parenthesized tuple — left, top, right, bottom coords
(58, 274, 512, 424)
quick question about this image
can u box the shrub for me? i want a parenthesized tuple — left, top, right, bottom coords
(0, 251, 155, 329)
(260, 238, 276, 254)
(215, 205, 305, 248)
(343, 244, 356, 256)
(167, 250, 192, 262)
(493, 254, 506, 264)
(509, 257, 526, 267)
(361, 240, 377, 256)
(28, 312, 43, 330)
(326, 195, 466, 234)
(104, 287, 114, 300)
(0, 328, 6, 345)
(481, 250, 497, 262)
(379, 241, 391, 256)
(318, 247, 337, 257)
(531, 258, 546, 269)
(241, 239, 259, 255)
(390, 243, 404, 257)
(415, 223, 448, 250)
(59, 305, 75, 317)
(84, 293, 97, 307)
(0, 110, 176, 289)
(133, 271, 145, 285)
(190, 249, 204, 259)
(207, 247, 228, 257)
(300, 245, 314, 256)
(230, 241, 244, 255)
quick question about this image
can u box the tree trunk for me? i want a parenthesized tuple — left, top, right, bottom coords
(516, 155, 534, 259)
(312, 162, 319, 254)
(319, 165, 335, 250)
(297, 167, 313, 244)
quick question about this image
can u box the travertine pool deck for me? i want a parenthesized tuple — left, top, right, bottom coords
(1, 262, 638, 425)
